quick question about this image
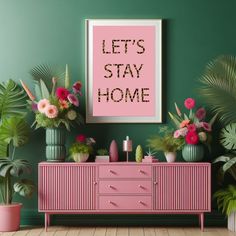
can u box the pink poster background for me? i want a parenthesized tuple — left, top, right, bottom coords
(93, 26, 155, 116)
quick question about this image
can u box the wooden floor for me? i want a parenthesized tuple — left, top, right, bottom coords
(0, 227, 235, 236)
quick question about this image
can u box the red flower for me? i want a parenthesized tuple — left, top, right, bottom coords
(196, 107, 206, 121)
(56, 87, 70, 100)
(73, 81, 82, 95)
(76, 134, 86, 143)
(184, 98, 195, 110)
(185, 131, 199, 145)
(187, 124, 196, 132)
(201, 122, 211, 132)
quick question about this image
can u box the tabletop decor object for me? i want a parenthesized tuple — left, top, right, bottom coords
(169, 98, 216, 162)
(20, 64, 83, 161)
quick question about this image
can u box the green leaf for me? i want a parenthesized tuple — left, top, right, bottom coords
(222, 157, 236, 173)
(34, 81, 42, 100)
(0, 139, 8, 158)
(0, 158, 31, 177)
(0, 116, 30, 147)
(220, 123, 236, 150)
(40, 79, 50, 99)
(0, 80, 27, 120)
(198, 55, 236, 125)
(13, 179, 34, 198)
(212, 155, 231, 164)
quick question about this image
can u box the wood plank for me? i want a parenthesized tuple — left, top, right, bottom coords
(167, 228, 185, 236)
(154, 228, 168, 236)
(66, 227, 81, 236)
(53, 226, 69, 236)
(1, 232, 16, 236)
(129, 227, 144, 236)
(78, 227, 95, 236)
(116, 227, 128, 236)
(93, 227, 106, 236)
(105, 227, 116, 236)
(144, 227, 156, 236)
(39, 226, 62, 236)
(216, 227, 236, 236)
(25, 227, 44, 236)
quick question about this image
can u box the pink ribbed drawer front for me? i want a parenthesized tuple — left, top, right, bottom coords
(99, 180, 151, 194)
(99, 196, 152, 210)
(99, 165, 151, 179)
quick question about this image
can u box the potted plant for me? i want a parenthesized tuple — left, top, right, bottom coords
(95, 148, 109, 162)
(214, 185, 236, 231)
(69, 134, 96, 162)
(0, 80, 34, 232)
(147, 126, 183, 162)
(20, 64, 84, 162)
(169, 98, 216, 162)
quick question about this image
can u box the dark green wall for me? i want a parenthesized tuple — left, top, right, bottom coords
(0, 0, 235, 226)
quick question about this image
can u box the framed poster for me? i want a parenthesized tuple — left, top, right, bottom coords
(86, 19, 162, 123)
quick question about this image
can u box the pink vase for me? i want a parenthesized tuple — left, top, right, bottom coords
(109, 140, 119, 162)
(0, 203, 22, 232)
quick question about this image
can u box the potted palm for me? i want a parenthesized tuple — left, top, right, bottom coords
(147, 126, 184, 162)
(214, 185, 236, 231)
(0, 80, 34, 232)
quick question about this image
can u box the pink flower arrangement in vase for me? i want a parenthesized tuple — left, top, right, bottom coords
(169, 98, 216, 146)
(20, 65, 83, 130)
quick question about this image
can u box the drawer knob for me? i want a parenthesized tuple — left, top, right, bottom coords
(139, 169, 145, 174)
(109, 169, 115, 174)
(109, 200, 116, 205)
(138, 185, 144, 189)
(93, 182, 97, 185)
(154, 182, 158, 185)
(108, 185, 114, 189)
(139, 201, 145, 205)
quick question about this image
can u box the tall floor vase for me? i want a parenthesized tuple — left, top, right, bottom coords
(46, 128, 66, 162)
(182, 144, 204, 162)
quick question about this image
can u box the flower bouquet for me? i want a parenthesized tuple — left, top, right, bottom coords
(169, 98, 216, 161)
(20, 65, 83, 130)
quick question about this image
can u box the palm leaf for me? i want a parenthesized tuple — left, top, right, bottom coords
(220, 123, 236, 150)
(30, 64, 65, 92)
(0, 116, 30, 147)
(40, 79, 50, 99)
(13, 179, 34, 198)
(0, 79, 27, 120)
(198, 55, 236, 125)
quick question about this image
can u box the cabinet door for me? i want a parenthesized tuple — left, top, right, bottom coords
(39, 165, 96, 211)
(153, 165, 211, 211)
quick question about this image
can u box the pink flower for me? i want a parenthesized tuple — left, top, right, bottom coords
(73, 81, 82, 95)
(37, 99, 50, 113)
(179, 127, 188, 136)
(180, 119, 190, 128)
(185, 131, 199, 145)
(67, 94, 79, 107)
(187, 124, 196, 132)
(174, 130, 181, 138)
(56, 87, 70, 100)
(184, 98, 195, 109)
(196, 107, 206, 121)
(44, 105, 58, 118)
(76, 134, 86, 143)
(201, 122, 212, 132)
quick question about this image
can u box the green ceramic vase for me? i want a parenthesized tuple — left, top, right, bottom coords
(45, 128, 66, 162)
(182, 144, 204, 162)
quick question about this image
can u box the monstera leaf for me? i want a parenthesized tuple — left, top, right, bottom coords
(13, 179, 34, 198)
(0, 116, 30, 147)
(219, 123, 236, 150)
(0, 79, 27, 120)
(0, 158, 31, 177)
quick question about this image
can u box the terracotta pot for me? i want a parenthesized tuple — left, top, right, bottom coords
(0, 203, 22, 232)
(165, 152, 176, 162)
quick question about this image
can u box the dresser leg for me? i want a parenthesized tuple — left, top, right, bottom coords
(45, 213, 47, 232)
(200, 213, 204, 231)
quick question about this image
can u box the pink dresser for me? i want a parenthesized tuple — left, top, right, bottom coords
(38, 162, 211, 231)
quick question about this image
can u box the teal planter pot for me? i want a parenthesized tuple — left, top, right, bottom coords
(182, 144, 204, 162)
(45, 128, 66, 162)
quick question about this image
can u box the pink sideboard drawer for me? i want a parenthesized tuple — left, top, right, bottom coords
(99, 165, 151, 179)
(99, 196, 152, 210)
(99, 180, 152, 194)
